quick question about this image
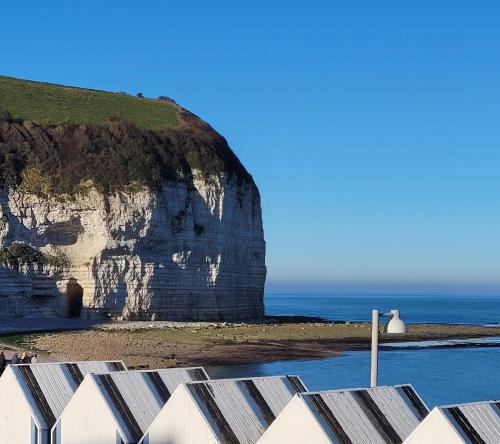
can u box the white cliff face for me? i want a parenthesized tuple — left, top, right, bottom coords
(0, 172, 266, 321)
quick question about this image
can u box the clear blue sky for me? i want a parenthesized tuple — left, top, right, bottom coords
(2, 1, 499, 294)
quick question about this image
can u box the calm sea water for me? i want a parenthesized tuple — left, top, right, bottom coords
(265, 293, 500, 325)
(208, 293, 500, 407)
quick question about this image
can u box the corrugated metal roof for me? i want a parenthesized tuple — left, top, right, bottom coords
(16, 365, 58, 429)
(185, 375, 308, 444)
(12, 361, 126, 429)
(97, 373, 145, 442)
(77, 360, 127, 375)
(441, 400, 500, 443)
(93, 367, 208, 441)
(156, 366, 209, 396)
(28, 364, 75, 423)
(300, 384, 429, 444)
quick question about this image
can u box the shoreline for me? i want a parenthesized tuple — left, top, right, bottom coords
(0, 315, 497, 335)
(0, 319, 498, 369)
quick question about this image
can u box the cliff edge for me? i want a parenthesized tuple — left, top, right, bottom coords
(0, 76, 266, 321)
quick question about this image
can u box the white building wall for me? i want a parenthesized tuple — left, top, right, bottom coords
(0, 366, 43, 444)
(403, 409, 466, 444)
(52, 377, 125, 444)
(141, 385, 217, 444)
(258, 396, 332, 444)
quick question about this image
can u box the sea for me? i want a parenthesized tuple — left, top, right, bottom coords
(207, 294, 500, 408)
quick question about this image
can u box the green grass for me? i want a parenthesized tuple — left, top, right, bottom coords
(0, 334, 40, 351)
(0, 76, 179, 129)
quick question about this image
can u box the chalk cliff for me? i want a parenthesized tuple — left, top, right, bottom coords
(0, 86, 266, 321)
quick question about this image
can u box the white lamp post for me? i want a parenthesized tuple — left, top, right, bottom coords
(370, 309, 407, 388)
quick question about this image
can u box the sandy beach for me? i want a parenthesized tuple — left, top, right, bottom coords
(0, 319, 497, 369)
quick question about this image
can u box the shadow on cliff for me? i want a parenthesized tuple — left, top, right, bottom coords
(91, 176, 265, 322)
(0, 194, 87, 320)
(0, 192, 82, 248)
(0, 177, 265, 323)
(0, 266, 83, 320)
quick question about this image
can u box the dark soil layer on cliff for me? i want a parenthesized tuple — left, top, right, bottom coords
(0, 76, 253, 194)
(2, 322, 497, 369)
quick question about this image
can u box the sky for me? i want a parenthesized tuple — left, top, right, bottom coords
(1, 1, 499, 294)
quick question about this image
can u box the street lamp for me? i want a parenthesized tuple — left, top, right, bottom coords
(370, 309, 407, 387)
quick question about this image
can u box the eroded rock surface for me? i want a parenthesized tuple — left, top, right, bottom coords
(0, 115, 266, 321)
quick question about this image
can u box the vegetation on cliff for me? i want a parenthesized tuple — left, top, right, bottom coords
(0, 242, 70, 268)
(0, 76, 253, 195)
(0, 76, 178, 129)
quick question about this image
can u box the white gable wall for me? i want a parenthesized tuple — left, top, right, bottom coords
(0, 366, 45, 444)
(403, 408, 466, 444)
(51, 376, 127, 444)
(258, 395, 333, 444)
(140, 384, 217, 444)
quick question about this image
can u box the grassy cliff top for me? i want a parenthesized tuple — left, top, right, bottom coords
(0, 76, 179, 129)
(0, 76, 254, 194)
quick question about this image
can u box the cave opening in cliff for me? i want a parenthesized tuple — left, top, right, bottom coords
(66, 278, 83, 318)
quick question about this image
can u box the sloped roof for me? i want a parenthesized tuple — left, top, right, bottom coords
(12, 361, 126, 429)
(298, 384, 429, 443)
(93, 367, 209, 442)
(185, 375, 307, 443)
(439, 400, 500, 443)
